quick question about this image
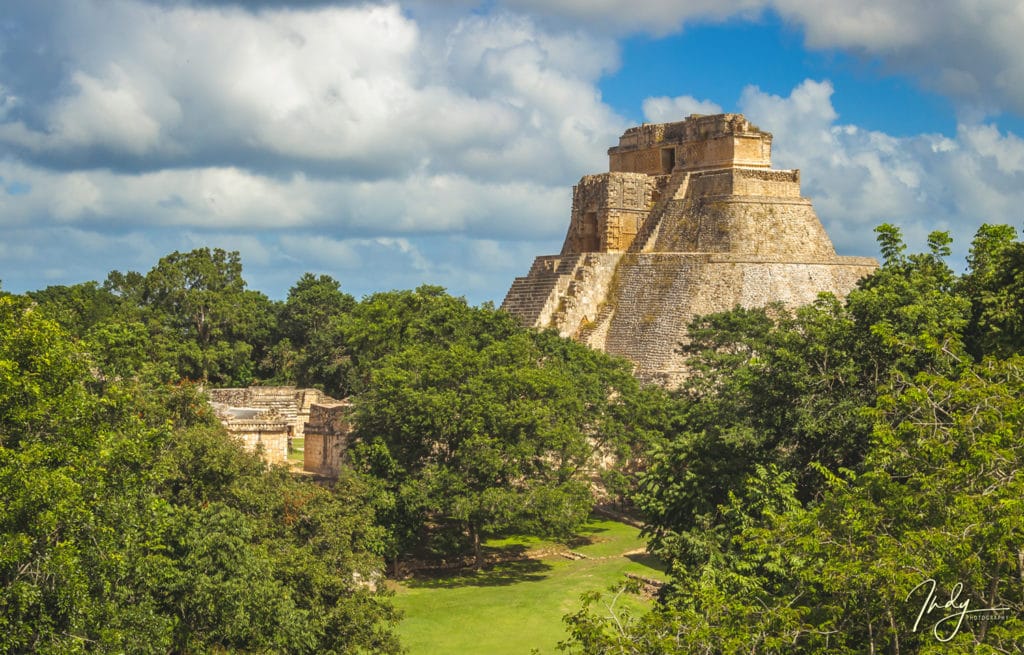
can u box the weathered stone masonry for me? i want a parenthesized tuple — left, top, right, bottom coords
(302, 400, 352, 477)
(502, 113, 878, 384)
(209, 386, 352, 476)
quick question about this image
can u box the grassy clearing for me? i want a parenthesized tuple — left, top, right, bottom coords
(288, 437, 303, 463)
(391, 517, 665, 655)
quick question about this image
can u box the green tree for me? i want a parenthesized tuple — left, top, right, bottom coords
(27, 281, 121, 337)
(106, 248, 277, 385)
(348, 290, 639, 568)
(564, 225, 1024, 654)
(636, 226, 973, 553)
(267, 273, 356, 390)
(0, 295, 401, 653)
(337, 285, 521, 395)
(846, 225, 969, 381)
(564, 357, 1024, 654)
(960, 224, 1024, 358)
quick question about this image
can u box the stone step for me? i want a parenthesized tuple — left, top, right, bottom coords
(501, 254, 588, 326)
(576, 303, 614, 342)
(630, 171, 690, 254)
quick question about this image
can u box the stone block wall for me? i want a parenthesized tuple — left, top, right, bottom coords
(676, 135, 770, 172)
(234, 424, 290, 465)
(609, 148, 666, 175)
(562, 173, 655, 253)
(209, 386, 337, 465)
(592, 254, 879, 383)
(731, 168, 801, 197)
(210, 406, 291, 465)
(303, 401, 353, 478)
(641, 167, 834, 260)
(549, 253, 622, 337)
(501, 254, 585, 328)
(610, 114, 773, 175)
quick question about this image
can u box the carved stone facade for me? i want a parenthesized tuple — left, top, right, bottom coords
(608, 113, 772, 175)
(210, 405, 292, 465)
(562, 173, 655, 253)
(209, 386, 350, 472)
(502, 113, 878, 385)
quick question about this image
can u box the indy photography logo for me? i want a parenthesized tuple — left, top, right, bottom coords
(906, 578, 1012, 642)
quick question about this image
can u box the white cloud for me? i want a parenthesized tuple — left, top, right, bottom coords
(499, 0, 1024, 118)
(278, 235, 365, 270)
(501, 0, 765, 36)
(733, 79, 1024, 261)
(48, 66, 181, 154)
(642, 95, 723, 123)
(0, 157, 569, 241)
(0, 1, 624, 185)
(4, 0, 1024, 305)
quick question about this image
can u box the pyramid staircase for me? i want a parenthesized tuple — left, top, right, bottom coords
(500, 254, 584, 327)
(629, 170, 690, 254)
(549, 255, 601, 327)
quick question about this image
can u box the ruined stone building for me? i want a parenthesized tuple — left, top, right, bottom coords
(502, 114, 878, 384)
(209, 386, 351, 476)
(302, 400, 353, 477)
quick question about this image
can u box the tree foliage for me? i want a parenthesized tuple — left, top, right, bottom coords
(102, 248, 277, 386)
(564, 223, 1024, 653)
(0, 296, 401, 653)
(347, 288, 641, 567)
(268, 273, 356, 390)
(11, 224, 1024, 652)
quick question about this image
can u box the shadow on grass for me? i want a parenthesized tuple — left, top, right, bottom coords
(405, 557, 554, 589)
(564, 521, 611, 548)
(626, 552, 667, 574)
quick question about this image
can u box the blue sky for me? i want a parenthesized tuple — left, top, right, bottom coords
(2, 1, 1024, 304)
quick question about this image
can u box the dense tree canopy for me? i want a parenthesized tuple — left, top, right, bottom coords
(268, 273, 356, 390)
(7, 225, 1024, 653)
(102, 247, 277, 386)
(0, 295, 400, 654)
(562, 224, 1024, 654)
(346, 287, 642, 567)
(3, 254, 652, 650)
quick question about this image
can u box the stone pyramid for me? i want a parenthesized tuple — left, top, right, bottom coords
(501, 113, 877, 385)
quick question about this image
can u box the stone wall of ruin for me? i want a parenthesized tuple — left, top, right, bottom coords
(592, 254, 878, 383)
(676, 136, 769, 171)
(209, 386, 336, 465)
(609, 148, 665, 175)
(649, 171, 835, 260)
(501, 254, 585, 328)
(562, 173, 655, 253)
(303, 402, 352, 478)
(550, 253, 622, 337)
(222, 416, 291, 465)
(609, 114, 773, 175)
(209, 386, 330, 439)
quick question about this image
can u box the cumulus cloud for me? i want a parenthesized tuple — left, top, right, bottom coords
(0, 158, 570, 239)
(0, 0, 627, 301)
(643, 95, 723, 123)
(0, 1, 623, 184)
(3, 0, 1024, 305)
(501, 0, 765, 36)
(500, 0, 1024, 118)
(734, 79, 1024, 261)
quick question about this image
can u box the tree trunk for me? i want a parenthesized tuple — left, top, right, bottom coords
(471, 526, 482, 570)
(889, 609, 899, 655)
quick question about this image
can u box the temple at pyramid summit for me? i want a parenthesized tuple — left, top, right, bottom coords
(501, 113, 878, 385)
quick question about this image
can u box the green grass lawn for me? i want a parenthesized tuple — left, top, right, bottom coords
(391, 517, 665, 654)
(288, 437, 303, 463)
